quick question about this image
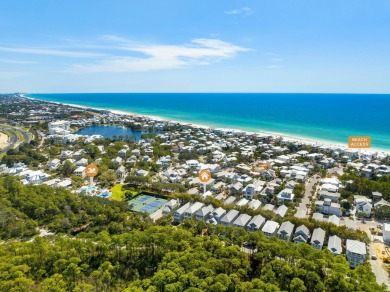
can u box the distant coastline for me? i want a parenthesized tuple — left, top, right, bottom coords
(24, 93, 390, 153)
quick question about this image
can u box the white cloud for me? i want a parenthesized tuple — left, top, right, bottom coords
(70, 38, 250, 73)
(0, 46, 105, 58)
(265, 65, 281, 69)
(224, 7, 254, 16)
(0, 59, 37, 64)
(0, 71, 29, 79)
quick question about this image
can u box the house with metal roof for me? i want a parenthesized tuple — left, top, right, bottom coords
(293, 225, 311, 244)
(277, 221, 295, 242)
(277, 188, 295, 205)
(383, 223, 390, 244)
(327, 235, 342, 256)
(345, 219, 358, 230)
(173, 202, 191, 223)
(247, 215, 266, 232)
(207, 207, 227, 225)
(264, 204, 275, 211)
(275, 205, 288, 218)
(262, 220, 280, 238)
(183, 202, 204, 220)
(328, 215, 340, 226)
(162, 199, 179, 217)
(195, 204, 214, 222)
(312, 212, 324, 222)
(232, 214, 252, 228)
(311, 228, 326, 250)
(220, 209, 240, 226)
(346, 239, 366, 268)
(224, 196, 237, 205)
(248, 199, 261, 210)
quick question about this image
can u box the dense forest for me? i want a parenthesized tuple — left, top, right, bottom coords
(0, 176, 387, 291)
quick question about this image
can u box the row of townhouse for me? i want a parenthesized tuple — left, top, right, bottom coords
(169, 201, 366, 268)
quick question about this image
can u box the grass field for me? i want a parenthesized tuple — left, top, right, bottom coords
(111, 184, 124, 201)
(14, 129, 25, 143)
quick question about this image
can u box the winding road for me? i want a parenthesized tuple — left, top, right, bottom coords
(0, 125, 31, 154)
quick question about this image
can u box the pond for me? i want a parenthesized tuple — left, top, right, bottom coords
(75, 125, 152, 141)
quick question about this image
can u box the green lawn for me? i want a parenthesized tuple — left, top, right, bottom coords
(111, 184, 124, 201)
(14, 129, 25, 143)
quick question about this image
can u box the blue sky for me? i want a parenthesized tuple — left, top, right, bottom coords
(0, 0, 389, 93)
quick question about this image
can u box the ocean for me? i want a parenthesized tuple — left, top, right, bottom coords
(27, 93, 390, 150)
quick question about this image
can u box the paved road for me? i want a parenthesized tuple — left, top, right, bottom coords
(36, 130, 46, 148)
(369, 239, 390, 288)
(0, 125, 30, 154)
(296, 175, 320, 217)
(360, 222, 390, 288)
(0, 128, 17, 154)
(295, 165, 344, 218)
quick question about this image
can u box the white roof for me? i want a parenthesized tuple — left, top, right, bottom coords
(236, 198, 249, 207)
(74, 166, 85, 172)
(346, 239, 366, 255)
(262, 220, 280, 233)
(384, 223, 390, 232)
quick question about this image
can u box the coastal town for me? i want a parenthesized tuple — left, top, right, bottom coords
(1, 93, 390, 288)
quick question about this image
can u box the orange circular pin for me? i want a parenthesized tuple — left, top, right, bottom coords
(86, 164, 99, 177)
(198, 169, 211, 183)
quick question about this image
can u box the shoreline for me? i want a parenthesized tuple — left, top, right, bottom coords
(23, 94, 390, 155)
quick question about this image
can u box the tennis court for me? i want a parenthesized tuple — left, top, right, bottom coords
(128, 193, 168, 214)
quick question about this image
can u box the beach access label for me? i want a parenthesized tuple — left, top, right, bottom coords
(86, 164, 99, 177)
(348, 136, 371, 148)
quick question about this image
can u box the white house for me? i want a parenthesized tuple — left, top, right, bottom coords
(48, 120, 70, 135)
(74, 166, 86, 178)
(75, 158, 88, 167)
(248, 199, 261, 210)
(247, 215, 266, 232)
(236, 198, 249, 207)
(184, 202, 204, 220)
(220, 210, 240, 226)
(354, 195, 372, 217)
(311, 228, 326, 250)
(47, 158, 61, 170)
(346, 240, 366, 268)
(277, 221, 295, 242)
(327, 235, 342, 256)
(118, 149, 128, 158)
(232, 214, 252, 228)
(117, 165, 126, 180)
(60, 150, 74, 159)
(136, 169, 149, 177)
(277, 188, 295, 205)
(383, 223, 390, 244)
(262, 220, 280, 238)
(173, 202, 191, 223)
(316, 199, 342, 217)
(111, 156, 123, 165)
(186, 160, 200, 169)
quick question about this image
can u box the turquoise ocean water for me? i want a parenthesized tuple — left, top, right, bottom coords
(27, 93, 390, 150)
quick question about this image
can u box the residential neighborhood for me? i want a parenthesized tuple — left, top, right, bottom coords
(1, 95, 390, 286)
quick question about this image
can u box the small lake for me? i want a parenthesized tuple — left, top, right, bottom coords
(75, 125, 151, 141)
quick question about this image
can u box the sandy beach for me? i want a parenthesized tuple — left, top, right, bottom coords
(25, 95, 390, 156)
(0, 132, 9, 149)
